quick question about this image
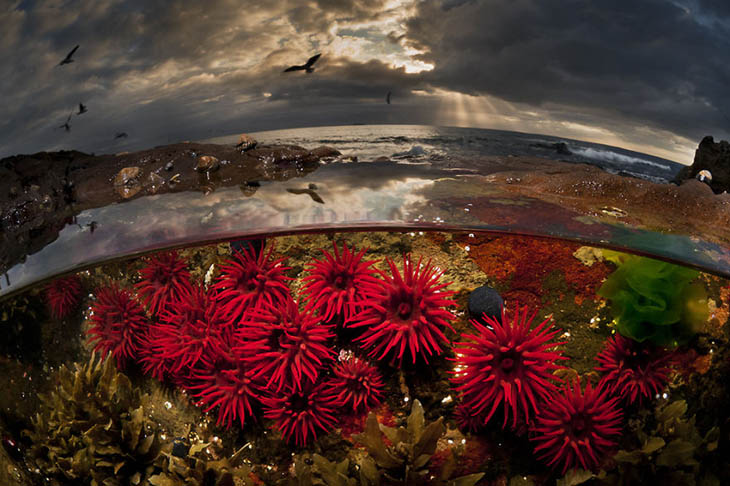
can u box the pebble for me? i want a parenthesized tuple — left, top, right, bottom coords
(235, 133, 257, 151)
(147, 173, 165, 194)
(171, 439, 190, 458)
(165, 161, 174, 171)
(240, 181, 260, 197)
(195, 155, 220, 172)
(696, 169, 712, 184)
(113, 167, 141, 186)
(468, 284, 504, 323)
(113, 167, 142, 198)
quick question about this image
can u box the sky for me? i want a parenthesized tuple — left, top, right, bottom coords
(1, 0, 729, 163)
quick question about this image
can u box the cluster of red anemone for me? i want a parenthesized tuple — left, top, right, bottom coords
(82, 241, 400, 446)
(450, 301, 677, 473)
(77, 237, 672, 471)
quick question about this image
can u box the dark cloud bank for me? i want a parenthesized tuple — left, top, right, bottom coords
(1, 0, 729, 161)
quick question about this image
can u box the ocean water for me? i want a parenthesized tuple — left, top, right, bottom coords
(2, 231, 728, 485)
(206, 125, 684, 184)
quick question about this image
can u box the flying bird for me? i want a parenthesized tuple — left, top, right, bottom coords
(58, 45, 79, 66)
(58, 112, 72, 132)
(283, 53, 321, 73)
(114, 132, 128, 139)
(386, 91, 392, 104)
(77, 103, 87, 115)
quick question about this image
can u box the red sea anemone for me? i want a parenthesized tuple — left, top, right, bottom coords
(531, 380, 623, 474)
(451, 306, 566, 429)
(141, 285, 228, 382)
(595, 333, 674, 404)
(187, 335, 263, 429)
(327, 356, 385, 414)
(236, 299, 335, 392)
(301, 241, 381, 323)
(86, 284, 148, 368)
(135, 250, 193, 316)
(454, 403, 486, 433)
(262, 382, 338, 446)
(212, 242, 292, 325)
(45, 274, 82, 319)
(347, 255, 456, 366)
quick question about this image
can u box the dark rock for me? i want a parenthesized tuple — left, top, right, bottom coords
(235, 133, 257, 151)
(529, 142, 572, 156)
(553, 142, 572, 155)
(0, 142, 327, 277)
(673, 136, 730, 194)
(171, 439, 189, 458)
(467, 284, 504, 323)
(195, 155, 220, 172)
(309, 145, 341, 159)
(230, 238, 264, 257)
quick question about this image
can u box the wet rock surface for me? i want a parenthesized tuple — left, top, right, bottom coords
(3, 138, 730, 283)
(674, 135, 730, 194)
(483, 156, 730, 246)
(0, 143, 327, 275)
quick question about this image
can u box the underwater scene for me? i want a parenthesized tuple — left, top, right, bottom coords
(1, 229, 728, 486)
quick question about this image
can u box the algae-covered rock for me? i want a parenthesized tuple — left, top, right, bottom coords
(23, 352, 161, 486)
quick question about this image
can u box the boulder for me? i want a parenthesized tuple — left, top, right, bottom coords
(673, 136, 730, 193)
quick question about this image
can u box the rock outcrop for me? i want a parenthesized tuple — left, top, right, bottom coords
(674, 136, 730, 193)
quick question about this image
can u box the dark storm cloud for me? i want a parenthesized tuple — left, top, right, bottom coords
(0, 0, 414, 157)
(2, 0, 729, 161)
(267, 58, 422, 103)
(403, 0, 730, 144)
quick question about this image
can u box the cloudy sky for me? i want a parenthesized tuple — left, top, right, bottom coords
(1, 0, 729, 162)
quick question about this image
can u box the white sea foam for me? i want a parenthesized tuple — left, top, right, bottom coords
(572, 147, 669, 170)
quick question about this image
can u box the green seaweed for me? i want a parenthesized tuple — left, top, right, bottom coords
(352, 399, 484, 486)
(23, 352, 162, 486)
(597, 251, 708, 346)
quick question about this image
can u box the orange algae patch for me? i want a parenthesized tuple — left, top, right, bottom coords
(675, 349, 713, 379)
(455, 234, 612, 308)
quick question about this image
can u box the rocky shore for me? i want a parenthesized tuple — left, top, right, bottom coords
(2, 134, 730, 284)
(0, 137, 342, 276)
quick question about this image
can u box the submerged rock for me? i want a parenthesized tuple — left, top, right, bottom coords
(468, 284, 504, 323)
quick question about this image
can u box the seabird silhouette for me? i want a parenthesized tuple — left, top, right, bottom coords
(77, 103, 87, 115)
(58, 45, 79, 66)
(283, 53, 321, 73)
(386, 91, 392, 104)
(58, 112, 72, 132)
(114, 132, 128, 139)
